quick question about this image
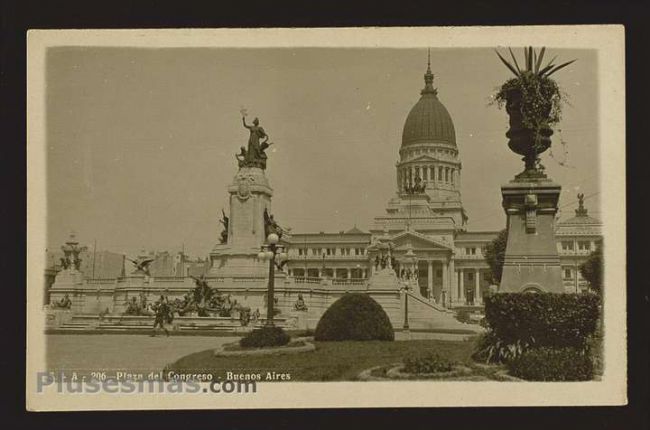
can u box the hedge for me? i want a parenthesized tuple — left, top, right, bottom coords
(314, 293, 394, 341)
(507, 347, 594, 381)
(483, 292, 600, 350)
(239, 326, 290, 348)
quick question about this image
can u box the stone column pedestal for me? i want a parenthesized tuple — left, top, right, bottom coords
(500, 177, 563, 293)
(209, 167, 274, 277)
(49, 269, 85, 313)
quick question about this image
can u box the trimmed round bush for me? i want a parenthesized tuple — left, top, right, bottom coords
(239, 326, 290, 348)
(314, 293, 394, 341)
(507, 347, 594, 381)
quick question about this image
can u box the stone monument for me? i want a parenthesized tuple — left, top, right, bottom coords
(493, 47, 577, 294)
(209, 115, 283, 277)
(499, 110, 563, 293)
(49, 232, 87, 313)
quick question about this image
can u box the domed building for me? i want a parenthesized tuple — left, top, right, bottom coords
(375, 55, 467, 229)
(367, 56, 471, 305)
(555, 194, 603, 293)
(286, 57, 497, 311)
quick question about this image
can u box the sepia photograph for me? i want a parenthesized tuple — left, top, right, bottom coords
(26, 26, 626, 410)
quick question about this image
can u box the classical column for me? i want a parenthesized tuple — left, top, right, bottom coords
(427, 260, 433, 299)
(347, 268, 351, 279)
(448, 258, 455, 308)
(441, 260, 448, 306)
(450, 268, 457, 303)
(459, 268, 465, 304)
(475, 268, 481, 305)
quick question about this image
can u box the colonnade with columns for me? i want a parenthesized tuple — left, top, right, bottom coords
(397, 164, 459, 191)
(289, 267, 368, 280)
(408, 259, 486, 308)
(453, 267, 484, 306)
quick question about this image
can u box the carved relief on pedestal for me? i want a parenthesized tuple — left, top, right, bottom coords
(236, 175, 254, 201)
(524, 193, 538, 234)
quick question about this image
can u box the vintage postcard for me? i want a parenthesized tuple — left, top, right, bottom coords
(26, 26, 626, 411)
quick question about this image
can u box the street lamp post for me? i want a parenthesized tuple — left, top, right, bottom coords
(401, 245, 418, 332)
(401, 283, 411, 330)
(257, 233, 288, 327)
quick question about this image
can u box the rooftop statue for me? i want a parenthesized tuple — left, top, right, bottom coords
(60, 232, 87, 271)
(127, 255, 154, 276)
(404, 173, 426, 194)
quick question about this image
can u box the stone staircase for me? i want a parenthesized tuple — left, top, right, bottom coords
(403, 292, 483, 333)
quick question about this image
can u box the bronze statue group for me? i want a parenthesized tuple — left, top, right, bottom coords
(119, 276, 265, 336)
(50, 293, 72, 310)
(235, 115, 274, 170)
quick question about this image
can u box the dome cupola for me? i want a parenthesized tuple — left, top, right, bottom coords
(401, 54, 456, 147)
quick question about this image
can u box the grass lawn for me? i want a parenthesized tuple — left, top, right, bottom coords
(167, 338, 479, 382)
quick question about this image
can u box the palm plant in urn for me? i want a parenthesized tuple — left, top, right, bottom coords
(493, 47, 575, 179)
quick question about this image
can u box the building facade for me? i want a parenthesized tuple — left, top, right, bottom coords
(556, 196, 603, 293)
(284, 59, 601, 307)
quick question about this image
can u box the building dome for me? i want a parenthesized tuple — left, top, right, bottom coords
(401, 61, 456, 147)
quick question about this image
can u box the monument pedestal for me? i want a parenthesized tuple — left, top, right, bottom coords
(209, 166, 274, 277)
(49, 269, 85, 313)
(499, 176, 563, 293)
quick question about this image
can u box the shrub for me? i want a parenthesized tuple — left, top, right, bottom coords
(580, 244, 603, 295)
(483, 293, 600, 351)
(484, 229, 508, 284)
(403, 352, 454, 374)
(239, 326, 290, 348)
(507, 347, 594, 381)
(472, 330, 534, 364)
(314, 293, 394, 341)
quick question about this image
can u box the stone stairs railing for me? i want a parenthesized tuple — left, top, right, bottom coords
(51, 313, 298, 333)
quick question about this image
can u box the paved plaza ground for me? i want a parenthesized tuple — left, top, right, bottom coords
(46, 334, 236, 377)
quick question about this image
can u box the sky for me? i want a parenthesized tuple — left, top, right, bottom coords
(45, 47, 599, 257)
